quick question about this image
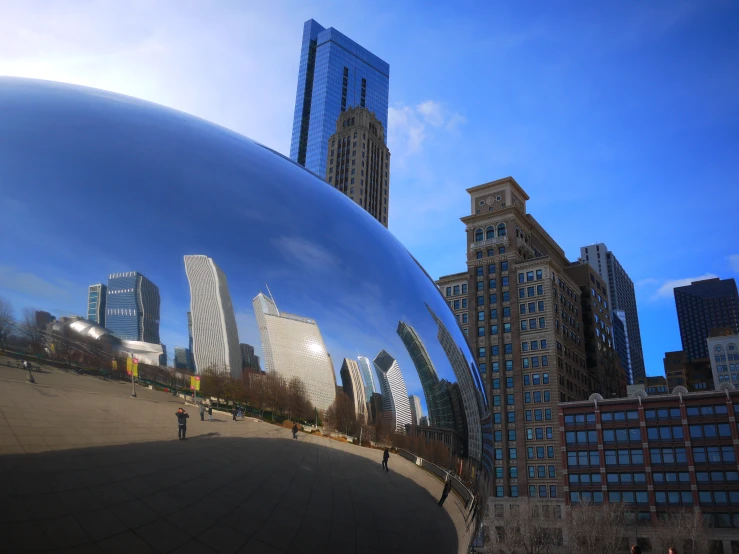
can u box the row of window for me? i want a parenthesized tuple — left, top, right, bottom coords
(564, 413, 597, 425)
(492, 395, 514, 407)
(687, 404, 729, 416)
(520, 301, 545, 314)
(492, 411, 515, 424)
(645, 426, 683, 441)
(604, 428, 643, 443)
(522, 356, 549, 369)
(521, 339, 547, 351)
(689, 423, 732, 439)
(445, 284, 467, 297)
(479, 360, 514, 373)
(475, 261, 510, 274)
(478, 344, 513, 357)
(608, 491, 649, 504)
(494, 448, 517, 459)
(527, 446, 556, 459)
(525, 408, 553, 421)
(521, 318, 546, 331)
(524, 390, 551, 403)
(493, 430, 516, 442)
(700, 490, 739, 506)
(518, 270, 544, 283)
(519, 285, 545, 298)
(526, 427, 554, 440)
(523, 373, 550, 385)
(473, 225, 507, 242)
(694, 470, 739, 483)
(566, 430, 599, 445)
(605, 449, 646, 466)
(693, 445, 736, 463)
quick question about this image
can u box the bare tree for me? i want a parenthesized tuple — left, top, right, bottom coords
(484, 499, 563, 554)
(564, 501, 626, 554)
(652, 509, 710, 554)
(0, 298, 15, 351)
(325, 392, 357, 436)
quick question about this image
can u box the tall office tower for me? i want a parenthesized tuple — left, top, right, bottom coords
(357, 355, 376, 402)
(448, 176, 599, 508)
(325, 107, 390, 227)
(34, 310, 55, 329)
(564, 263, 627, 399)
(340, 358, 367, 421)
(372, 349, 412, 433)
(674, 277, 739, 361)
(290, 19, 389, 179)
(611, 309, 630, 376)
(240, 343, 261, 373)
(106, 272, 160, 343)
(580, 243, 645, 383)
(174, 347, 191, 370)
(184, 256, 241, 377)
(396, 321, 454, 428)
(408, 395, 423, 425)
(252, 292, 336, 411)
(87, 284, 107, 326)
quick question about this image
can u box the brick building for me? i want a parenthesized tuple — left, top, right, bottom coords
(561, 389, 739, 553)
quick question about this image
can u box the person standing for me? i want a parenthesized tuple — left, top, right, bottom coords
(199, 403, 205, 421)
(382, 448, 390, 473)
(176, 408, 189, 440)
(232, 407, 237, 421)
(208, 404, 213, 422)
(438, 477, 452, 507)
(292, 423, 298, 439)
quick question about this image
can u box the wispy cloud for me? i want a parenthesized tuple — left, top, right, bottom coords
(650, 273, 718, 300)
(728, 254, 739, 274)
(388, 100, 465, 162)
(272, 236, 343, 275)
(0, 266, 79, 301)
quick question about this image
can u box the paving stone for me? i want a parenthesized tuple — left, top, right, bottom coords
(97, 530, 157, 554)
(134, 518, 190, 552)
(77, 508, 130, 541)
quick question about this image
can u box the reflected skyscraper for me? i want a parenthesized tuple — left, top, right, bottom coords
(397, 321, 454, 428)
(427, 305, 483, 462)
(341, 358, 367, 421)
(409, 395, 422, 426)
(184, 255, 241, 377)
(357, 355, 376, 402)
(252, 292, 336, 412)
(373, 349, 412, 433)
(106, 272, 160, 343)
(87, 284, 106, 327)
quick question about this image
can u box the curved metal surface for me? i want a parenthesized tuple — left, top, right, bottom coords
(0, 77, 491, 521)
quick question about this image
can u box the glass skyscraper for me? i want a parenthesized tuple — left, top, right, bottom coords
(106, 272, 160, 343)
(290, 19, 389, 179)
(87, 283, 106, 327)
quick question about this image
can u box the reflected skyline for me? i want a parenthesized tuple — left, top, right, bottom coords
(0, 79, 490, 517)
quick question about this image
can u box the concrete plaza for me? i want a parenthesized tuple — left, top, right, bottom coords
(0, 360, 470, 553)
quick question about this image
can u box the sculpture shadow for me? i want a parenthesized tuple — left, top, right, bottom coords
(0, 435, 459, 554)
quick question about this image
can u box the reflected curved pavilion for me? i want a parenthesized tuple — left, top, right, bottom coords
(0, 77, 491, 549)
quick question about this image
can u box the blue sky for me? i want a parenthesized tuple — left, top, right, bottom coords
(1, 0, 738, 377)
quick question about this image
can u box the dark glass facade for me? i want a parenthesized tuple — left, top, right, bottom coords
(674, 278, 739, 361)
(289, 19, 389, 179)
(106, 272, 160, 343)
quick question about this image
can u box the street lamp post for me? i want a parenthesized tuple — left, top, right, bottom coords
(131, 357, 138, 398)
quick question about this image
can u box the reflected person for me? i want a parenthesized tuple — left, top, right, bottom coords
(382, 448, 389, 473)
(438, 476, 452, 507)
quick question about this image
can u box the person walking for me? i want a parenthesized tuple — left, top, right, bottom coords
(292, 423, 298, 439)
(208, 404, 213, 422)
(232, 407, 237, 421)
(199, 403, 205, 421)
(176, 408, 189, 440)
(438, 476, 452, 507)
(382, 448, 390, 473)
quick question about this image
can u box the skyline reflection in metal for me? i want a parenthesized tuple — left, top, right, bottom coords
(0, 78, 492, 535)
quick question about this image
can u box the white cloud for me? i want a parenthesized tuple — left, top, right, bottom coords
(388, 100, 465, 162)
(0, 266, 79, 301)
(728, 254, 739, 274)
(635, 278, 660, 288)
(651, 274, 718, 300)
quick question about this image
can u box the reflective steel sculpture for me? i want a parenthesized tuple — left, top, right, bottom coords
(0, 78, 491, 543)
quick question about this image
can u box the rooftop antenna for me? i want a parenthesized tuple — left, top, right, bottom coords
(265, 283, 280, 316)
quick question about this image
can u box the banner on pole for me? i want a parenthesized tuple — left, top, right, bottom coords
(126, 357, 132, 376)
(190, 376, 200, 391)
(133, 358, 139, 377)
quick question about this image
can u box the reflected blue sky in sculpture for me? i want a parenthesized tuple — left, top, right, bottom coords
(0, 78, 487, 426)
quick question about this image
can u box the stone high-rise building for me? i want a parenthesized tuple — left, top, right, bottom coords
(437, 176, 603, 510)
(579, 243, 645, 383)
(325, 106, 390, 227)
(563, 263, 627, 399)
(372, 349, 412, 433)
(340, 358, 367, 422)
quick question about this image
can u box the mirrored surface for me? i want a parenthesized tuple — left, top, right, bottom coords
(0, 78, 492, 525)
